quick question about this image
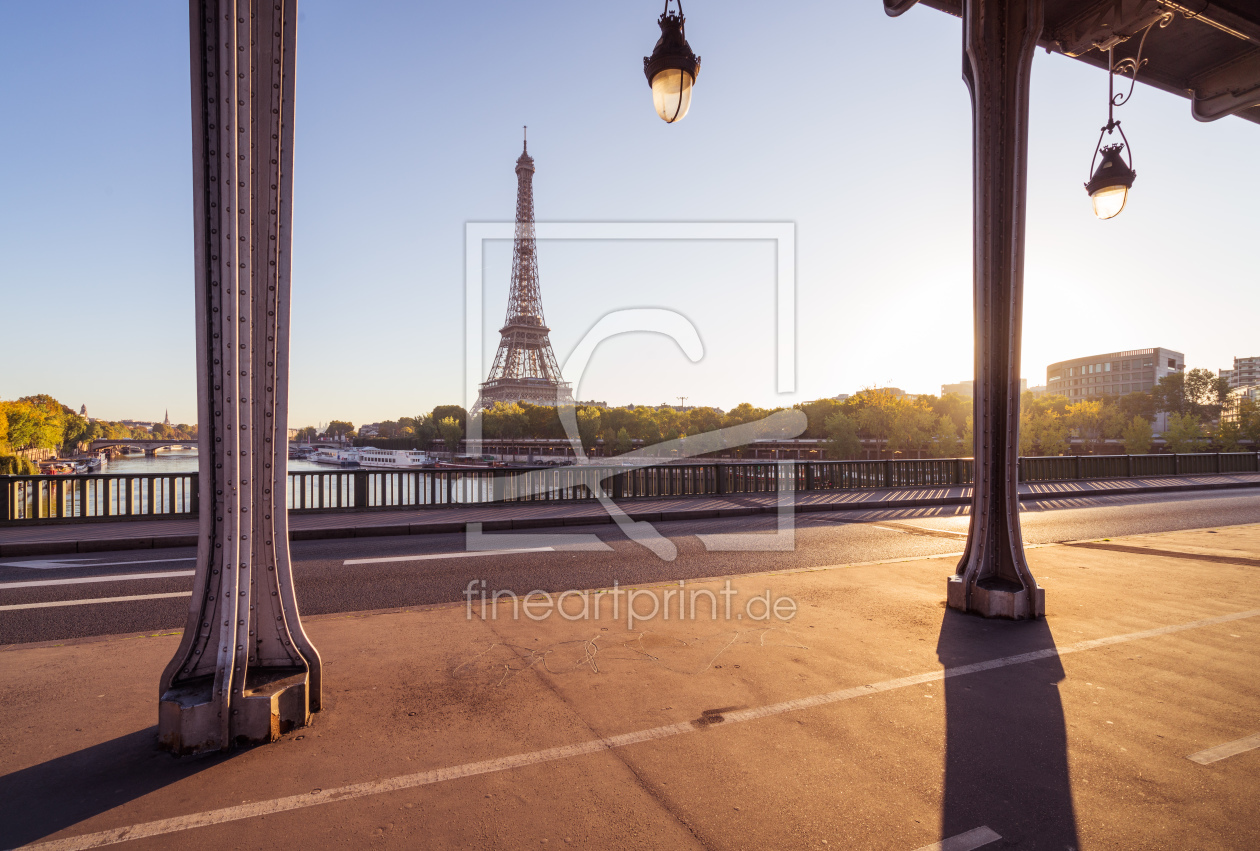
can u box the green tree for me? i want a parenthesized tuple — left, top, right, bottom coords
(431, 405, 467, 432)
(685, 407, 722, 437)
(930, 415, 963, 458)
(933, 393, 972, 436)
(325, 420, 355, 440)
(436, 417, 463, 457)
(1121, 416, 1153, 455)
(1155, 369, 1227, 420)
(1239, 399, 1260, 448)
(295, 426, 318, 442)
(852, 389, 901, 459)
(1213, 420, 1242, 452)
(412, 415, 437, 448)
(888, 404, 937, 458)
(575, 407, 602, 453)
(1162, 412, 1208, 453)
(796, 398, 847, 439)
(824, 412, 861, 460)
(613, 427, 634, 455)
(1117, 391, 1155, 422)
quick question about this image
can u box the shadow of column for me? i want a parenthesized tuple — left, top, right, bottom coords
(0, 728, 223, 848)
(937, 610, 1079, 850)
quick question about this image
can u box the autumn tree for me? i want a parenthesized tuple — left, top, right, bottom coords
(1067, 401, 1105, 454)
(436, 417, 464, 457)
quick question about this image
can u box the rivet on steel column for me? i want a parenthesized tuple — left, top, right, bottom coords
(158, 0, 321, 754)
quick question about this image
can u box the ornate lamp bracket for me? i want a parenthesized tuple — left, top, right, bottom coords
(1088, 11, 1172, 178)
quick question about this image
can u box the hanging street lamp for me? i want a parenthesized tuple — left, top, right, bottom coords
(1085, 141, 1135, 220)
(1084, 13, 1171, 219)
(644, 0, 701, 123)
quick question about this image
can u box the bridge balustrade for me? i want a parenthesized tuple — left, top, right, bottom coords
(1, 452, 1257, 524)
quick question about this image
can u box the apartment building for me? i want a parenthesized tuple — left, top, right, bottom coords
(1220, 355, 1260, 389)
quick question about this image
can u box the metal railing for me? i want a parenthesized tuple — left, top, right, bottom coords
(2, 452, 1257, 524)
(0, 473, 197, 524)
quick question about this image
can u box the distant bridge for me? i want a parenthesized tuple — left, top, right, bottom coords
(89, 439, 197, 458)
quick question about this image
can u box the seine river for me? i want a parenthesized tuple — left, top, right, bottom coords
(103, 449, 325, 474)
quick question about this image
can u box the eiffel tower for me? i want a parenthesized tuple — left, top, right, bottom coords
(472, 130, 574, 414)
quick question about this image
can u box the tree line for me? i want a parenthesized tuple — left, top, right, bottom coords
(312, 366, 1258, 461)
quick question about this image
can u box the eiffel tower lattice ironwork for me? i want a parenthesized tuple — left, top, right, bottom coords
(473, 130, 574, 414)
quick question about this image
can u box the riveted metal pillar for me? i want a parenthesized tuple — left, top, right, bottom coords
(159, 0, 321, 754)
(948, 0, 1045, 619)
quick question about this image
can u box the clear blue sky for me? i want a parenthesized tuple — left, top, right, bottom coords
(2, 1, 1256, 428)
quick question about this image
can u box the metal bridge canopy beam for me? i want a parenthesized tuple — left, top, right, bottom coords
(951, 0, 1046, 619)
(158, 0, 321, 754)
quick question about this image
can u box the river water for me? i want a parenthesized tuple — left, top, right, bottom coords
(102, 449, 325, 474)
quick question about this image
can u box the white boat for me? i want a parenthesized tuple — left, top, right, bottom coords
(356, 449, 432, 469)
(311, 447, 362, 468)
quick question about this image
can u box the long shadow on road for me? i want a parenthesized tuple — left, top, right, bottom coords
(937, 610, 1079, 850)
(0, 727, 223, 848)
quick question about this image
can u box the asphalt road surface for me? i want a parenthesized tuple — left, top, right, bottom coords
(3, 487, 1259, 645)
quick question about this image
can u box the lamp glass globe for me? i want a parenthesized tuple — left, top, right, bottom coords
(1090, 184, 1129, 220)
(651, 68, 693, 123)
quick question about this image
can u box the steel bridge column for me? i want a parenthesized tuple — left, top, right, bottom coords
(949, 0, 1045, 619)
(158, 0, 321, 753)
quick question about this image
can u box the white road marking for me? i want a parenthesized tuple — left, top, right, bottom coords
(905, 525, 969, 537)
(1, 557, 196, 570)
(1187, 732, 1260, 765)
(0, 571, 194, 590)
(913, 826, 1001, 851)
(21, 607, 1259, 851)
(870, 525, 912, 534)
(343, 546, 554, 565)
(0, 592, 191, 612)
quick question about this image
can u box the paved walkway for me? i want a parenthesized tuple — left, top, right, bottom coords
(1, 524, 1258, 849)
(2, 472, 1258, 557)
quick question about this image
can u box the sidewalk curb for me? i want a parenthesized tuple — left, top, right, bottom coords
(1, 479, 1257, 558)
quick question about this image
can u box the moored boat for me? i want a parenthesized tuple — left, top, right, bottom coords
(311, 447, 362, 468)
(356, 449, 433, 469)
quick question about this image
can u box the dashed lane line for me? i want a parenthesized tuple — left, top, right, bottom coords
(1187, 732, 1260, 765)
(343, 546, 554, 565)
(0, 571, 194, 590)
(912, 826, 1001, 851)
(0, 592, 191, 612)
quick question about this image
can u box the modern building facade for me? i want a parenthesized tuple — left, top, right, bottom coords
(1046, 348, 1184, 399)
(1220, 356, 1260, 389)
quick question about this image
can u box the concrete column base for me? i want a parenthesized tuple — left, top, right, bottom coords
(159, 668, 309, 755)
(947, 575, 1045, 619)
